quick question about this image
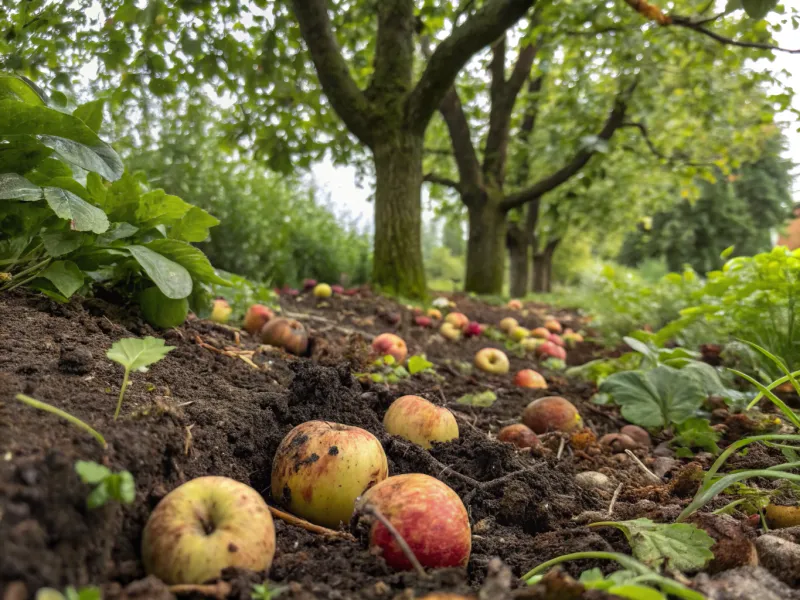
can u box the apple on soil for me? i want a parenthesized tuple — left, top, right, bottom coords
(260, 317, 309, 355)
(520, 337, 545, 352)
(141, 476, 276, 585)
(497, 423, 540, 449)
(510, 326, 530, 341)
(356, 473, 471, 570)
(302, 278, 317, 290)
(272, 421, 388, 528)
(331, 284, 345, 294)
(462, 321, 483, 337)
(445, 312, 469, 329)
(372, 333, 408, 363)
(474, 348, 510, 374)
(507, 299, 522, 310)
(383, 395, 458, 449)
(523, 396, 583, 434)
(243, 304, 274, 335)
(499, 317, 518, 333)
(427, 308, 442, 319)
(313, 283, 332, 298)
(530, 327, 550, 339)
(544, 318, 562, 333)
(209, 299, 232, 324)
(439, 322, 462, 341)
(514, 369, 547, 389)
(414, 315, 433, 328)
(548, 333, 565, 347)
(536, 341, 566, 360)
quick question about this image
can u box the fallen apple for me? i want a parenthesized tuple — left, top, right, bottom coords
(463, 321, 483, 337)
(499, 317, 519, 334)
(331, 284, 344, 295)
(383, 395, 459, 449)
(520, 337, 545, 352)
(141, 476, 275, 585)
(544, 319, 562, 333)
(523, 396, 583, 434)
(355, 473, 470, 570)
(507, 299, 522, 310)
(260, 317, 309, 355)
(343, 287, 359, 296)
(620, 425, 651, 448)
(281, 285, 299, 297)
(599, 433, 638, 453)
(765, 504, 800, 529)
(548, 333, 565, 347)
(272, 421, 388, 528)
(302, 278, 317, 290)
(497, 424, 540, 449)
(474, 348, 510, 375)
(139, 286, 188, 329)
(372, 333, 408, 364)
(209, 299, 232, 324)
(439, 322, 462, 341)
(414, 315, 433, 328)
(313, 283, 332, 298)
(562, 329, 584, 346)
(530, 327, 550, 339)
(445, 312, 469, 329)
(514, 369, 547, 389)
(243, 304, 274, 335)
(535, 341, 566, 360)
(510, 326, 530, 342)
(427, 308, 442, 320)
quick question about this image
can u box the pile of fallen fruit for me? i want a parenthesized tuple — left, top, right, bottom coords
(1, 285, 799, 600)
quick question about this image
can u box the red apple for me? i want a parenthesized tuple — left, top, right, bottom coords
(514, 369, 547, 389)
(536, 341, 566, 360)
(243, 304, 273, 335)
(414, 316, 433, 328)
(548, 333, 565, 347)
(331, 284, 345, 294)
(474, 348, 510, 374)
(439, 322, 462, 341)
(544, 319, 562, 333)
(383, 395, 458, 449)
(497, 424, 540, 449)
(523, 396, 583, 434)
(372, 333, 408, 364)
(260, 318, 309, 355)
(499, 317, 519, 333)
(531, 327, 550, 339)
(281, 285, 299, 297)
(427, 308, 442, 320)
(507, 299, 523, 310)
(445, 312, 469, 329)
(463, 321, 483, 337)
(302, 278, 317, 290)
(344, 287, 359, 296)
(356, 474, 470, 570)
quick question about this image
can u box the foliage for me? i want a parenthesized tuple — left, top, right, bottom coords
(251, 583, 287, 600)
(36, 587, 101, 600)
(456, 390, 498, 407)
(206, 272, 278, 322)
(0, 74, 229, 325)
(74, 460, 135, 509)
(354, 354, 436, 384)
(671, 418, 722, 457)
(588, 519, 714, 572)
(619, 135, 795, 274)
(14, 393, 106, 448)
(106, 337, 175, 420)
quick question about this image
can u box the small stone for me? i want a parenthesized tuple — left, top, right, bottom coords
(574, 471, 616, 492)
(58, 346, 93, 375)
(756, 534, 800, 586)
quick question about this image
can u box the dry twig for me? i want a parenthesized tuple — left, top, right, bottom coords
(268, 505, 356, 541)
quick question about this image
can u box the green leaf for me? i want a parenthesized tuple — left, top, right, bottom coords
(35, 589, 67, 600)
(135, 189, 191, 227)
(40, 230, 89, 257)
(671, 417, 722, 455)
(37, 260, 84, 297)
(741, 0, 778, 19)
(0, 173, 42, 201)
(720, 245, 735, 259)
(168, 205, 220, 242)
(74, 460, 112, 484)
(456, 390, 497, 407)
(86, 484, 110, 509)
(106, 471, 136, 504)
(73, 100, 105, 133)
(607, 584, 666, 600)
(145, 239, 230, 286)
(0, 138, 54, 172)
(598, 366, 706, 427)
(590, 519, 714, 572)
(127, 245, 193, 299)
(96, 222, 138, 245)
(408, 355, 434, 374)
(44, 187, 109, 233)
(106, 336, 175, 372)
(0, 74, 48, 105)
(39, 135, 123, 182)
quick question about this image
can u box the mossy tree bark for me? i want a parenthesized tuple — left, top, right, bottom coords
(464, 192, 507, 294)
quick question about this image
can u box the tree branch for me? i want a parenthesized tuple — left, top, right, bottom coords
(290, 0, 376, 147)
(407, 0, 536, 133)
(667, 16, 800, 54)
(423, 172, 462, 191)
(500, 80, 637, 212)
(439, 87, 483, 192)
(369, 0, 415, 99)
(619, 121, 716, 167)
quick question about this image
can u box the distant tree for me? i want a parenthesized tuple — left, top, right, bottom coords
(442, 216, 466, 257)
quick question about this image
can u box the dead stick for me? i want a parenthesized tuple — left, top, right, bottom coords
(283, 311, 375, 340)
(625, 449, 662, 484)
(362, 503, 428, 579)
(169, 582, 231, 598)
(268, 505, 355, 541)
(607, 483, 623, 517)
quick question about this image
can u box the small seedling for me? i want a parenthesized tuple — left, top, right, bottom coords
(14, 394, 106, 448)
(456, 390, 497, 407)
(106, 336, 175, 420)
(74, 460, 135, 509)
(251, 582, 287, 600)
(36, 586, 101, 600)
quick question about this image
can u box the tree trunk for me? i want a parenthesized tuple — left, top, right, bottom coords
(507, 225, 529, 298)
(372, 134, 427, 299)
(465, 196, 507, 295)
(532, 238, 559, 293)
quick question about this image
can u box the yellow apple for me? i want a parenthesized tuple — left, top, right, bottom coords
(520, 337, 545, 352)
(439, 322, 462, 341)
(383, 395, 458, 449)
(209, 299, 232, 323)
(499, 317, 518, 333)
(271, 421, 388, 528)
(510, 326, 530, 341)
(474, 348, 510, 374)
(445, 312, 469, 329)
(313, 283, 332, 298)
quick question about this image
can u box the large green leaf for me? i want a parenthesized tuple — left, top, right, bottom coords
(0, 138, 53, 173)
(40, 229, 90, 257)
(134, 189, 191, 227)
(0, 74, 47, 105)
(145, 239, 231, 286)
(0, 173, 42, 201)
(39, 135, 123, 182)
(741, 0, 778, 19)
(44, 187, 110, 233)
(73, 100, 105, 134)
(168, 205, 220, 242)
(127, 245, 192, 299)
(37, 260, 85, 298)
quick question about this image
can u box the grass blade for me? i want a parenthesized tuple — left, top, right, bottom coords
(702, 434, 800, 490)
(15, 393, 106, 448)
(729, 368, 800, 429)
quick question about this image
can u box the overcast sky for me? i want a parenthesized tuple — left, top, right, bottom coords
(312, 23, 800, 225)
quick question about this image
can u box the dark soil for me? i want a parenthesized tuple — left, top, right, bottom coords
(0, 288, 795, 599)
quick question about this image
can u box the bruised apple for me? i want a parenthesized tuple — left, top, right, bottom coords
(141, 476, 275, 585)
(383, 395, 458, 449)
(445, 312, 469, 329)
(499, 317, 519, 334)
(474, 348, 510, 374)
(356, 474, 470, 570)
(210, 299, 232, 324)
(523, 396, 583, 434)
(439, 322, 462, 341)
(497, 424, 540, 449)
(514, 369, 547, 389)
(372, 333, 408, 363)
(272, 421, 388, 528)
(414, 315, 433, 328)
(260, 318, 309, 355)
(243, 304, 273, 335)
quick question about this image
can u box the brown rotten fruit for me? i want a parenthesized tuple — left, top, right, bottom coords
(383, 395, 458, 449)
(271, 421, 388, 528)
(497, 424, 540, 449)
(260, 317, 309, 355)
(523, 396, 583, 434)
(243, 304, 273, 335)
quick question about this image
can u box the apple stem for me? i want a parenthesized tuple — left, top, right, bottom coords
(361, 503, 428, 579)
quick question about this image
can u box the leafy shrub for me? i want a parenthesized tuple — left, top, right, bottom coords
(0, 74, 228, 324)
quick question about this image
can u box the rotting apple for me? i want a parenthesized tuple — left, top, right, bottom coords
(243, 304, 274, 335)
(514, 369, 547, 389)
(427, 308, 442, 320)
(535, 341, 566, 361)
(141, 476, 275, 585)
(344, 287, 359, 296)
(497, 424, 539, 449)
(562, 329, 584, 346)
(523, 396, 583, 434)
(272, 421, 388, 529)
(383, 395, 458, 449)
(510, 326, 530, 342)
(313, 283, 332, 298)
(548, 333, 565, 347)
(474, 348, 510, 375)
(372, 333, 408, 364)
(520, 337, 545, 353)
(355, 473, 470, 570)
(463, 321, 483, 338)
(765, 504, 800, 529)
(544, 319, 562, 333)
(499, 317, 519, 334)
(530, 327, 550, 339)
(507, 299, 522, 310)
(209, 299, 232, 324)
(332, 284, 345, 295)
(418, 595, 475, 600)
(260, 317, 309, 355)
(302, 278, 317, 290)
(281, 285, 299, 297)
(599, 433, 638, 453)
(445, 312, 469, 329)
(620, 425, 651, 448)
(414, 316, 433, 328)
(439, 322, 462, 341)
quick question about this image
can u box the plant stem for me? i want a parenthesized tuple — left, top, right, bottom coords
(15, 394, 106, 448)
(114, 367, 131, 420)
(521, 551, 649, 583)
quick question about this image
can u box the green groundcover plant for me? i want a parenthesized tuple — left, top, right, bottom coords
(0, 73, 229, 326)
